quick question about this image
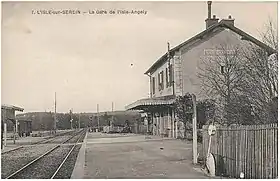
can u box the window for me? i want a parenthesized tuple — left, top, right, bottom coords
(151, 77, 155, 95)
(164, 64, 173, 87)
(169, 64, 173, 86)
(161, 71, 164, 90)
(158, 71, 164, 91)
(158, 73, 161, 91)
(166, 68, 169, 88)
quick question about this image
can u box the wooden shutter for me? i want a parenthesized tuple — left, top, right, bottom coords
(166, 68, 168, 88)
(169, 64, 173, 85)
(152, 77, 155, 94)
(158, 73, 161, 91)
(161, 71, 164, 90)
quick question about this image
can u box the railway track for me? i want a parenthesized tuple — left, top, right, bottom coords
(1, 130, 76, 155)
(4, 129, 86, 179)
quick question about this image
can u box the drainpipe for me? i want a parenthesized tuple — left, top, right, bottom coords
(167, 43, 175, 96)
(147, 73, 152, 98)
(172, 59, 175, 96)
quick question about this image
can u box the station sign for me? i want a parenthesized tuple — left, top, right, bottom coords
(204, 48, 235, 57)
(208, 124, 217, 136)
(140, 113, 147, 118)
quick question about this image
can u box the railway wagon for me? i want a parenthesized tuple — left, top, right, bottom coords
(18, 119, 32, 137)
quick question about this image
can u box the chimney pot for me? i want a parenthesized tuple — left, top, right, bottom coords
(207, 1, 212, 19)
(205, 1, 218, 29)
(228, 15, 232, 19)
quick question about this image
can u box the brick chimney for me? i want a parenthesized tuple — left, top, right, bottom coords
(205, 1, 219, 29)
(220, 15, 235, 26)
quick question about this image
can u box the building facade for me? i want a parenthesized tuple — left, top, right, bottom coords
(125, 1, 276, 138)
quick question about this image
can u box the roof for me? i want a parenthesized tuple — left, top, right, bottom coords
(145, 21, 277, 75)
(125, 95, 175, 110)
(1, 104, 24, 112)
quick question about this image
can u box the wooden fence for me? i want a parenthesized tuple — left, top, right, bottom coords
(202, 123, 278, 179)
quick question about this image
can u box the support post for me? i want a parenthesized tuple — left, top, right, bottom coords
(157, 116, 160, 136)
(167, 108, 171, 137)
(160, 114, 163, 137)
(4, 123, 7, 147)
(172, 110, 175, 138)
(16, 120, 18, 135)
(175, 120, 178, 139)
(97, 104, 100, 131)
(192, 94, 198, 164)
(1, 121, 3, 149)
(13, 124, 16, 144)
(153, 113, 156, 135)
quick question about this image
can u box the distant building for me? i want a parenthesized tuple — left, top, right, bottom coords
(1, 104, 24, 125)
(1, 104, 24, 148)
(125, 1, 275, 138)
(16, 115, 32, 136)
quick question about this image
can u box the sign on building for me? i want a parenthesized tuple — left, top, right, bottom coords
(204, 49, 235, 57)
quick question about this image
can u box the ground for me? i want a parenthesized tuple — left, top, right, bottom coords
(82, 132, 209, 179)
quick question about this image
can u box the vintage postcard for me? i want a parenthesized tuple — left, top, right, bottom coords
(1, 1, 278, 179)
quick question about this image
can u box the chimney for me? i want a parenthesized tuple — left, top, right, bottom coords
(220, 15, 235, 26)
(208, 1, 212, 19)
(205, 1, 219, 29)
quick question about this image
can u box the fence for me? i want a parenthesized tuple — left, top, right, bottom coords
(202, 123, 278, 179)
(103, 126, 124, 133)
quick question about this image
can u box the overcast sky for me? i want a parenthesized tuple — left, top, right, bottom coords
(1, 1, 277, 113)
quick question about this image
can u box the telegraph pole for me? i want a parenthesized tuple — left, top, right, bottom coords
(54, 92, 57, 134)
(111, 102, 114, 126)
(79, 113, 81, 130)
(192, 94, 198, 164)
(70, 109, 73, 130)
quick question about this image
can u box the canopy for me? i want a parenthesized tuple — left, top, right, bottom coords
(125, 95, 175, 111)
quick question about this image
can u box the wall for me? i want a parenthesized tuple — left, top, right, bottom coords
(150, 60, 174, 98)
(148, 27, 254, 100)
(180, 28, 252, 100)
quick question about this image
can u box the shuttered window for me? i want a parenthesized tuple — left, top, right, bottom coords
(166, 68, 169, 88)
(169, 64, 173, 85)
(152, 77, 155, 94)
(161, 71, 164, 90)
(158, 73, 161, 91)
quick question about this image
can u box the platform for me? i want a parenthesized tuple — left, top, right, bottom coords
(71, 132, 210, 179)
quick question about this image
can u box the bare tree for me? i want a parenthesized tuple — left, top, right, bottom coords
(198, 20, 278, 125)
(198, 43, 246, 124)
(238, 19, 278, 123)
(260, 18, 278, 51)
(240, 48, 277, 123)
(174, 93, 193, 138)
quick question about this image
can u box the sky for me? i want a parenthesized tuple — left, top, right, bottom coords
(1, 1, 278, 113)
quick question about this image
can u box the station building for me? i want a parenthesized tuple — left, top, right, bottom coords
(125, 1, 276, 138)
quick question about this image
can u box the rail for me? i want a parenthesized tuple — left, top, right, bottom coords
(5, 129, 85, 179)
